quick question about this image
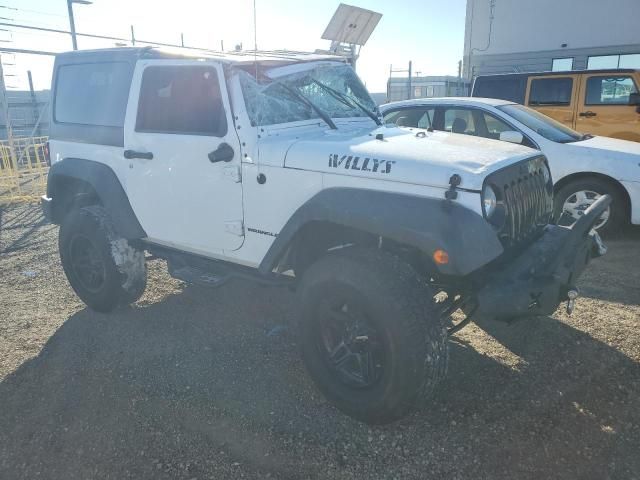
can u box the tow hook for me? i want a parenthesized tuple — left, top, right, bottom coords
(566, 288, 579, 315)
(591, 229, 607, 257)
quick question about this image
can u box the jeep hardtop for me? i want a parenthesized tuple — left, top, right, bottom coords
(42, 47, 610, 424)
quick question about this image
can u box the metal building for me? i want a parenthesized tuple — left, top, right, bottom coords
(0, 90, 50, 140)
(386, 75, 468, 103)
(463, 0, 640, 80)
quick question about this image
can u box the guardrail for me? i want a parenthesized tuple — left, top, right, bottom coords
(0, 136, 49, 203)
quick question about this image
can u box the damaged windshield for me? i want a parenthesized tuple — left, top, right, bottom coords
(238, 63, 378, 127)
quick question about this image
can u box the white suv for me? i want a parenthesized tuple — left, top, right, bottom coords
(42, 47, 610, 424)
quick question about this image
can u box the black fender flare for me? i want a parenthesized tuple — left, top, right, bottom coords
(259, 188, 504, 277)
(46, 158, 146, 240)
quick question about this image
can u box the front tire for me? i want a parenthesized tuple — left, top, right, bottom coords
(297, 248, 448, 424)
(554, 178, 627, 235)
(59, 206, 147, 312)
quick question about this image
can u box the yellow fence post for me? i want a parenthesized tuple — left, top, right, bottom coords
(0, 136, 49, 204)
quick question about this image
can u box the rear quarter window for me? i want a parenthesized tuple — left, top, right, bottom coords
(54, 61, 132, 127)
(528, 78, 573, 106)
(472, 76, 527, 104)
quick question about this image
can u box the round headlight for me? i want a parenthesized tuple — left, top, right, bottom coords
(483, 184, 498, 218)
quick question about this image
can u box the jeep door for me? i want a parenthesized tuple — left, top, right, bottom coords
(124, 60, 244, 254)
(575, 72, 640, 142)
(525, 75, 579, 129)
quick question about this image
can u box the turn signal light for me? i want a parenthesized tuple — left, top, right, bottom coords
(433, 249, 449, 265)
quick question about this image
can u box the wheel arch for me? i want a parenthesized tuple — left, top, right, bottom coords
(258, 187, 504, 278)
(47, 158, 146, 239)
(553, 171, 631, 221)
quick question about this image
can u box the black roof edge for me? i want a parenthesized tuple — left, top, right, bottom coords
(475, 68, 638, 79)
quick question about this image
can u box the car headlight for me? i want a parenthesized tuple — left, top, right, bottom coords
(483, 184, 498, 218)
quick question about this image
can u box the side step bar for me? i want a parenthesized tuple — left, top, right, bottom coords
(146, 244, 294, 289)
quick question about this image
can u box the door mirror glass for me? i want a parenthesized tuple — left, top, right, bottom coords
(629, 92, 640, 105)
(499, 131, 524, 144)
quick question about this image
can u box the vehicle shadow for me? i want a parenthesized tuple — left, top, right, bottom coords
(0, 280, 637, 479)
(0, 203, 49, 254)
(577, 231, 640, 306)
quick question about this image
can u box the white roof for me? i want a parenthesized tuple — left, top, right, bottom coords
(58, 46, 348, 68)
(380, 97, 515, 110)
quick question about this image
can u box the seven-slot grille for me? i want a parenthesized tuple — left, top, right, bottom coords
(487, 156, 553, 248)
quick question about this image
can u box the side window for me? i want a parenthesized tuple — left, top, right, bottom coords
(529, 78, 573, 106)
(136, 66, 227, 136)
(472, 77, 527, 104)
(54, 61, 132, 126)
(482, 112, 513, 140)
(585, 76, 638, 105)
(443, 108, 475, 135)
(417, 108, 435, 128)
(383, 108, 433, 128)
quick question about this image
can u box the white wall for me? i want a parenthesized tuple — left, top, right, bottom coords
(464, 0, 640, 57)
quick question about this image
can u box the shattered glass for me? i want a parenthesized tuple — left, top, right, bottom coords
(237, 64, 377, 127)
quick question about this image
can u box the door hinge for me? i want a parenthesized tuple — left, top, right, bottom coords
(223, 165, 242, 183)
(224, 220, 244, 237)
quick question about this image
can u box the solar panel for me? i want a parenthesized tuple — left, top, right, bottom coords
(321, 3, 382, 46)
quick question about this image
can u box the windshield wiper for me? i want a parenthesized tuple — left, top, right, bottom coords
(310, 78, 382, 126)
(273, 81, 337, 130)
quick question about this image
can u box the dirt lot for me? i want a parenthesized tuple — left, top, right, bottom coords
(1, 202, 639, 480)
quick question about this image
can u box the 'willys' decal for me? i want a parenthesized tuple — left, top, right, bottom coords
(328, 154, 396, 174)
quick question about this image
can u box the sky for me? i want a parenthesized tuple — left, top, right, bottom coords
(3, 0, 467, 92)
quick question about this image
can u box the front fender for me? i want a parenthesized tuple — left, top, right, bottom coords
(259, 187, 504, 276)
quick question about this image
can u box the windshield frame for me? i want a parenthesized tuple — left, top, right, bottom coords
(497, 103, 586, 143)
(236, 61, 378, 128)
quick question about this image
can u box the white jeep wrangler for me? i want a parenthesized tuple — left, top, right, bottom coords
(43, 47, 610, 424)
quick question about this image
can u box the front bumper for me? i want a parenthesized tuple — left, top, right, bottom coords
(475, 195, 611, 321)
(41, 195, 54, 222)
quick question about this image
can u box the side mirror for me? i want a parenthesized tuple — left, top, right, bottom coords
(499, 130, 524, 144)
(628, 92, 640, 105)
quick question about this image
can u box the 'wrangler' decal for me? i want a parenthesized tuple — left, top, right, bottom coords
(328, 154, 396, 174)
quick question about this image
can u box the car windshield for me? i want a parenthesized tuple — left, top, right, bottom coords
(238, 63, 377, 127)
(497, 103, 585, 143)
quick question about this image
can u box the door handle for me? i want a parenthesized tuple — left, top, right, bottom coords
(124, 149, 153, 160)
(208, 143, 235, 163)
(579, 111, 597, 118)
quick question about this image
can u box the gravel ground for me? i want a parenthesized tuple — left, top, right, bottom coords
(1, 202, 639, 480)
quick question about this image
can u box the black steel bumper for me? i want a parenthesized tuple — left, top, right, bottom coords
(475, 195, 611, 321)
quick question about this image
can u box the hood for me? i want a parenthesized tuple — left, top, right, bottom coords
(283, 125, 539, 190)
(571, 135, 640, 156)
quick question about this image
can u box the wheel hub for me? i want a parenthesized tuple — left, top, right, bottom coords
(562, 190, 610, 229)
(316, 301, 384, 389)
(69, 235, 106, 293)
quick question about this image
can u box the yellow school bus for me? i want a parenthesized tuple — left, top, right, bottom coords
(472, 69, 640, 142)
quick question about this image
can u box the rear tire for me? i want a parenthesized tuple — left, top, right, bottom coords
(59, 206, 147, 312)
(297, 248, 448, 424)
(554, 178, 627, 236)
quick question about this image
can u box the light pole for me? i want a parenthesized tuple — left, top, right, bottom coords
(66, 0, 92, 50)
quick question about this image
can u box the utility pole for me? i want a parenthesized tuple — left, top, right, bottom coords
(27, 70, 40, 136)
(66, 0, 92, 50)
(407, 60, 413, 100)
(130, 25, 136, 46)
(181, 33, 184, 47)
(0, 56, 15, 166)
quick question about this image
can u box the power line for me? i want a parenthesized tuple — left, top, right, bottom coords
(0, 21, 218, 51)
(0, 5, 66, 18)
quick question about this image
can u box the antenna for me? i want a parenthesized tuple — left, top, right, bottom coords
(253, 0, 258, 78)
(321, 3, 382, 67)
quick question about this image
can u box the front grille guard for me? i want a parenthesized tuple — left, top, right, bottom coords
(487, 156, 553, 249)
